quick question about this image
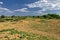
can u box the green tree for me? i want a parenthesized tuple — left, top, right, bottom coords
(1, 15, 5, 18)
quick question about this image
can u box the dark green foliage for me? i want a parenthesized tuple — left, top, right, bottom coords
(0, 15, 5, 18)
(0, 14, 60, 22)
(42, 14, 60, 19)
(11, 15, 16, 18)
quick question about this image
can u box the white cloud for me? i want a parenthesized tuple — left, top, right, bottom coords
(0, 2, 13, 13)
(26, 0, 60, 10)
(14, 8, 29, 12)
(0, 7, 14, 13)
(0, 2, 3, 4)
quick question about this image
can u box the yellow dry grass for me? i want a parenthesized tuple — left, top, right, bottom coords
(0, 19, 60, 40)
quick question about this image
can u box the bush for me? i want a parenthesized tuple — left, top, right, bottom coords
(11, 15, 16, 18)
(42, 14, 60, 19)
(1, 15, 5, 18)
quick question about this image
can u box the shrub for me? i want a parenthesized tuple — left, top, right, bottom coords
(0, 15, 5, 18)
(42, 14, 60, 19)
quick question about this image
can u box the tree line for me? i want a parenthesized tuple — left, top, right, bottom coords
(0, 14, 60, 22)
(0, 14, 60, 19)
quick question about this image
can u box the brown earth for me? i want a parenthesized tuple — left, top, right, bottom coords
(0, 19, 60, 40)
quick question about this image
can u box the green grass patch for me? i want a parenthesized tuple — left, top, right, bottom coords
(0, 29, 58, 40)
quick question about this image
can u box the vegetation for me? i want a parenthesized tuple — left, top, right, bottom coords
(42, 14, 60, 19)
(0, 14, 60, 40)
(0, 14, 60, 22)
(0, 29, 58, 40)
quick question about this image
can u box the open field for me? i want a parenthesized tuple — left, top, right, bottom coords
(0, 14, 60, 40)
(0, 16, 60, 40)
(0, 0, 60, 40)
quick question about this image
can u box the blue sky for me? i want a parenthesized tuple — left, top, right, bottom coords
(0, 0, 60, 16)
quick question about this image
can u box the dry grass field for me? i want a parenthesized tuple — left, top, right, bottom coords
(0, 18, 60, 40)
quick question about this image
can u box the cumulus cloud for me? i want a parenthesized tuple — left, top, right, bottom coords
(0, 0, 60, 16)
(0, 1, 13, 13)
(0, 7, 14, 13)
(26, 0, 60, 10)
(14, 8, 29, 12)
(0, 2, 3, 4)
(0, 1, 14, 14)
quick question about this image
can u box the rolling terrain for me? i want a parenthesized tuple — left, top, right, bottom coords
(0, 17, 60, 40)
